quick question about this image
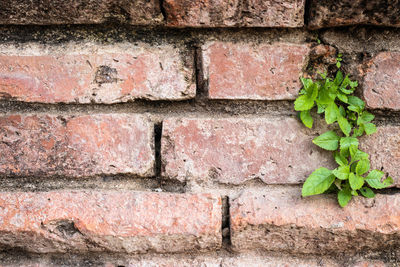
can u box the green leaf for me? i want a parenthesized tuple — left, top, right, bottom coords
(325, 102, 338, 124)
(365, 170, 394, 189)
(338, 116, 351, 136)
(332, 166, 350, 180)
(348, 96, 365, 112)
(353, 125, 364, 137)
(294, 95, 314, 111)
(340, 137, 359, 151)
(337, 93, 348, 103)
(349, 144, 358, 159)
(351, 190, 358, 196)
(360, 112, 374, 123)
(349, 173, 364, 190)
(302, 168, 335, 197)
(352, 149, 369, 161)
(334, 71, 344, 85)
(364, 123, 377, 135)
(300, 77, 313, 91)
(313, 131, 340, 151)
(360, 187, 375, 198)
(356, 159, 370, 176)
(338, 189, 352, 207)
(334, 151, 348, 166)
(300, 110, 313, 128)
(317, 103, 325, 114)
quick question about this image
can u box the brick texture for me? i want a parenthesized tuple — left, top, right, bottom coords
(360, 125, 400, 187)
(230, 188, 400, 254)
(0, 191, 221, 253)
(0, 114, 154, 177)
(308, 0, 400, 29)
(0, 45, 195, 103)
(0, 0, 163, 25)
(200, 42, 310, 100)
(362, 52, 400, 110)
(163, 0, 305, 27)
(161, 117, 334, 184)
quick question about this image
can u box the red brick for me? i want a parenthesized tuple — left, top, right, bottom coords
(230, 188, 400, 254)
(0, 45, 195, 103)
(163, 0, 305, 27)
(0, 114, 154, 177)
(0, 0, 162, 25)
(201, 42, 310, 100)
(360, 125, 400, 187)
(161, 117, 334, 184)
(308, 0, 400, 29)
(363, 52, 400, 110)
(0, 191, 221, 253)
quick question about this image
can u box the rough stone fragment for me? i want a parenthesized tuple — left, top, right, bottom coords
(363, 52, 400, 110)
(230, 188, 400, 254)
(0, 191, 221, 253)
(360, 125, 400, 187)
(0, 45, 195, 103)
(163, 0, 305, 27)
(161, 117, 334, 184)
(308, 0, 400, 29)
(0, 114, 154, 177)
(0, 0, 163, 25)
(201, 42, 310, 100)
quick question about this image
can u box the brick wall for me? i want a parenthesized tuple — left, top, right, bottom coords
(1, 1, 400, 266)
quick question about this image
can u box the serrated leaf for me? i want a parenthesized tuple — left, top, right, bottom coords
(349, 173, 364, 190)
(349, 145, 358, 159)
(325, 102, 338, 124)
(300, 110, 313, 128)
(300, 77, 313, 91)
(348, 96, 365, 112)
(365, 170, 393, 189)
(317, 103, 325, 114)
(360, 187, 375, 198)
(360, 112, 374, 123)
(332, 166, 350, 180)
(338, 116, 351, 136)
(337, 93, 348, 103)
(351, 190, 358, 196)
(313, 131, 340, 151)
(340, 137, 359, 151)
(294, 95, 314, 111)
(334, 71, 344, 85)
(302, 168, 335, 197)
(364, 123, 377, 135)
(352, 149, 369, 161)
(356, 159, 370, 176)
(334, 151, 348, 166)
(353, 125, 364, 137)
(338, 189, 352, 207)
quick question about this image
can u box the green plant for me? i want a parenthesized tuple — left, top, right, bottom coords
(294, 54, 393, 207)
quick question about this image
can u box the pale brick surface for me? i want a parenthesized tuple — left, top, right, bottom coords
(0, 191, 221, 253)
(0, 114, 154, 177)
(360, 125, 400, 186)
(0, 45, 195, 103)
(163, 0, 305, 27)
(230, 188, 400, 254)
(201, 42, 310, 100)
(363, 52, 400, 110)
(161, 117, 334, 184)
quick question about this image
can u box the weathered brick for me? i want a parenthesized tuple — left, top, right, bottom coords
(0, 45, 195, 103)
(308, 0, 400, 29)
(0, 114, 154, 177)
(360, 125, 400, 186)
(0, 0, 163, 25)
(0, 191, 221, 253)
(200, 42, 310, 100)
(163, 0, 305, 27)
(230, 188, 400, 254)
(363, 52, 400, 110)
(161, 117, 334, 184)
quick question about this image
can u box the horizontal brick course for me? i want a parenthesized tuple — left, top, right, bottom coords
(163, 0, 305, 27)
(0, 191, 221, 253)
(360, 125, 400, 186)
(230, 188, 400, 254)
(308, 0, 400, 29)
(0, 45, 195, 103)
(161, 117, 334, 184)
(200, 42, 310, 100)
(0, 114, 154, 177)
(0, 0, 163, 25)
(362, 52, 400, 110)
